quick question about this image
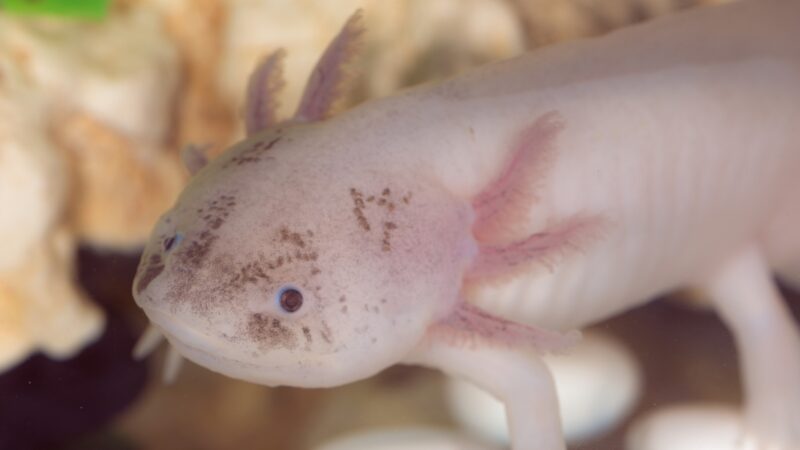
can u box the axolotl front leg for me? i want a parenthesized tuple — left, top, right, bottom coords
(402, 114, 602, 450)
(405, 315, 567, 450)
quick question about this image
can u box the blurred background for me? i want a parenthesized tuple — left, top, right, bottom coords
(1, 0, 797, 449)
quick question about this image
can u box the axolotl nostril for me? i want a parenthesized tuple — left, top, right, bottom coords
(132, 2, 800, 449)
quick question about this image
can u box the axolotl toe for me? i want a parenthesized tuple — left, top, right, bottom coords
(134, 3, 800, 449)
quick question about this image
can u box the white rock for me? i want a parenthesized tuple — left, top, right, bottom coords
(0, 53, 65, 272)
(0, 4, 177, 370)
(626, 404, 744, 450)
(446, 331, 642, 445)
(217, 0, 524, 122)
(0, 8, 179, 145)
(314, 427, 497, 450)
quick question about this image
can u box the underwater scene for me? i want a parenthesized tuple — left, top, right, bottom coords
(1, 0, 799, 449)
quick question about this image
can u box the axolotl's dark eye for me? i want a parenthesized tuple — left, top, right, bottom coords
(163, 234, 183, 252)
(278, 287, 303, 313)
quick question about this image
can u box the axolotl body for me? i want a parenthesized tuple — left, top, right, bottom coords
(133, 1, 800, 449)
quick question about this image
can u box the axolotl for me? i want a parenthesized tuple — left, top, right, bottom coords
(132, 1, 800, 449)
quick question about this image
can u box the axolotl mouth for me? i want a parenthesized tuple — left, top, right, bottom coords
(142, 306, 256, 374)
(137, 305, 280, 386)
(134, 305, 342, 387)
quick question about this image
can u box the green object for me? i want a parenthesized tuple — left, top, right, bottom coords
(3, 0, 110, 20)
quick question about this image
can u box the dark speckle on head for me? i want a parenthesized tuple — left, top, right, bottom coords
(180, 193, 239, 270)
(381, 221, 398, 252)
(349, 188, 371, 231)
(348, 186, 411, 252)
(177, 222, 327, 315)
(353, 208, 371, 231)
(208, 217, 224, 229)
(280, 227, 307, 248)
(183, 230, 219, 268)
(237, 262, 272, 284)
(247, 313, 298, 349)
(135, 253, 164, 295)
(224, 136, 282, 168)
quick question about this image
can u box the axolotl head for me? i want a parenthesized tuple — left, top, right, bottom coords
(133, 121, 474, 387)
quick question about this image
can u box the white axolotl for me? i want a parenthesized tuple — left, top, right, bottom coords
(132, 1, 800, 449)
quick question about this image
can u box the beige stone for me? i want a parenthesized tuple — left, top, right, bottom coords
(0, 4, 183, 370)
(53, 112, 185, 249)
(216, 0, 525, 129)
(0, 55, 103, 370)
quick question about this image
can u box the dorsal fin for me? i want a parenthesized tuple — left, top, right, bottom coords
(243, 49, 286, 136)
(293, 10, 364, 123)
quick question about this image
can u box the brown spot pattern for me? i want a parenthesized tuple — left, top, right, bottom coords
(232, 261, 272, 284)
(348, 186, 413, 252)
(224, 136, 282, 168)
(183, 194, 237, 269)
(280, 227, 307, 248)
(217, 227, 321, 297)
(183, 230, 219, 268)
(350, 188, 371, 231)
(247, 313, 298, 349)
(136, 253, 164, 295)
(381, 221, 397, 252)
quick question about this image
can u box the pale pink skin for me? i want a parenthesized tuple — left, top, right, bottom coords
(135, 1, 800, 449)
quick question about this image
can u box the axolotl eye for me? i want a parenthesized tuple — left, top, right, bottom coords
(163, 234, 183, 252)
(277, 287, 304, 313)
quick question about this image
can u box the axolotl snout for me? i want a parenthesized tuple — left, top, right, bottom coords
(134, 121, 478, 387)
(134, 2, 800, 449)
